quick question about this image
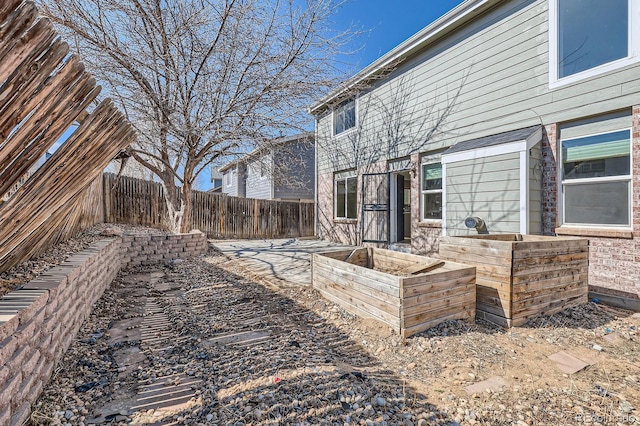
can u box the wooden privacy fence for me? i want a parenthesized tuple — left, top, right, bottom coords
(103, 174, 315, 239)
(0, 0, 137, 273)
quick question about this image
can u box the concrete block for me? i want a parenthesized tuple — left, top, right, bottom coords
(0, 406, 9, 425)
(21, 349, 40, 378)
(10, 401, 30, 426)
(0, 373, 21, 411)
(0, 315, 19, 343)
(5, 345, 29, 377)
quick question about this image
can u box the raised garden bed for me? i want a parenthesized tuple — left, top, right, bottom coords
(311, 248, 476, 337)
(438, 234, 589, 328)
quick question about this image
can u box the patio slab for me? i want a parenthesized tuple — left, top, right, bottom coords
(210, 238, 356, 285)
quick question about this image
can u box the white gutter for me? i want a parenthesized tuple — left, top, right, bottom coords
(309, 0, 496, 115)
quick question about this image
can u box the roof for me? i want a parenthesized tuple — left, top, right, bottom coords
(210, 167, 223, 180)
(444, 125, 542, 155)
(219, 132, 314, 173)
(309, 0, 501, 114)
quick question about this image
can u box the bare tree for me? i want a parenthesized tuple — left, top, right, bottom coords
(39, 0, 353, 232)
(315, 69, 468, 245)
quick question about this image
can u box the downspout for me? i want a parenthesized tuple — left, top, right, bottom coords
(314, 117, 319, 238)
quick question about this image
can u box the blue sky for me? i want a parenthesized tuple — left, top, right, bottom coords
(332, 0, 465, 74)
(46, 1, 463, 191)
(197, 1, 465, 190)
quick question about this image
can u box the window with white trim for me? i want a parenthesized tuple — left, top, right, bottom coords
(421, 163, 443, 220)
(561, 129, 631, 226)
(334, 98, 356, 135)
(335, 174, 357, 219)
(550, 0, 639, 85)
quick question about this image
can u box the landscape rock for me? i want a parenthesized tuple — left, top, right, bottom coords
(21, 233, 640, 425)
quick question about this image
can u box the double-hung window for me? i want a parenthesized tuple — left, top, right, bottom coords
(550, 0, 639, 86)
(421, 163, 443, 220)
(561, 129, 631, 227)
(334, 98, 356, 135)
(335, 174, 357, 219)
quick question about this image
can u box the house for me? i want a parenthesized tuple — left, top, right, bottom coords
(310, 0, 640, 301)
(208, 167, 223, 193)
(220, 133, 315, 201)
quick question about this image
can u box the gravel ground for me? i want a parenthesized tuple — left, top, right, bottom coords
(0, 224, 170, 299)
(29, 244, 640, 425)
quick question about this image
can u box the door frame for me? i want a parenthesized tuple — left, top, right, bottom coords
(389, 170, 411, 243)
(360, 172, 390, 244)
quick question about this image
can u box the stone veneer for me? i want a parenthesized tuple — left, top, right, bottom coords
(542, 107, 640, 299)
(0, 232, 208, 425)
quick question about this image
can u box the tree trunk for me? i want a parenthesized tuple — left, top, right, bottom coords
(179, 181, 192, 233)
(160, 173, 188, 233)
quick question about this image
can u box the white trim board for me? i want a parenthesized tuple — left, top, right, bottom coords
(441, 127, 542, 235)
(440, 127, 542, 164)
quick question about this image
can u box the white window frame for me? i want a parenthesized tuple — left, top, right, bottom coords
(558, 128, 633, 228)
(420, 162, 443, 222)
(332, 98, 357, 138)
(225, 169, 233, 187)
(334, 174, 358, 220)
(549, 0, 640, 88)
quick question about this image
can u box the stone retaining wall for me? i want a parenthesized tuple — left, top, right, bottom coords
(0, 232, 207, 424)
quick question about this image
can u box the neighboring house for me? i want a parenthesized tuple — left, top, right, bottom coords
(310, 0, 640, 299)
(220, 162, 246, 197)
(208, 167, 223, 193)
(220, 133, 315, 201)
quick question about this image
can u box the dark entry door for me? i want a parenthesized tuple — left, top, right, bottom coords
(396, 174, 404, 242)
(361, 172, 390, 244)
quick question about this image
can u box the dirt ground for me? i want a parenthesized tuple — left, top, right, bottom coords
(32, 245, 639, 425)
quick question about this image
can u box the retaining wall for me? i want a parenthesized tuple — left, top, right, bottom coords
(0, 232, 207, 425)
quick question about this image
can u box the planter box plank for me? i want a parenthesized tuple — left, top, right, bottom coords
(315, 286, 401, 329)
(312, 248, 475, 337)
(439, 234, 588, 327)
(404, 297, 475, 328)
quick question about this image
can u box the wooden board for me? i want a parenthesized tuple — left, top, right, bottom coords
(397, 259, 445, 275)
(437, 234, 588, 328)
(313, 248, 476, 337)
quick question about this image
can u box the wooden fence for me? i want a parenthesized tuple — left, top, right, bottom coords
(103, 174, 315, 239)
(0, 1, 136, 274)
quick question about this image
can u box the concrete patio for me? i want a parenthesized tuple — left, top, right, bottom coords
(209, 238, 356, 285)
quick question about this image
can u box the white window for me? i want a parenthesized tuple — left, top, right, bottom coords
(421, 163, 443, 220)
(225, 169, 233, 186)
(335, 174, 357, 219)
(549, 0, 640, 86)
(334, 98, 356, 135)
(560, 129, 631, 226)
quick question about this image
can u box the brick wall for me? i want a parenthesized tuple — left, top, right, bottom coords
(541, 109, 640, 299)
(316, 160, 388, 246)
(587, 106, 640, 297)
(541, 124, 558, 235)
(0, 232, 207, 424)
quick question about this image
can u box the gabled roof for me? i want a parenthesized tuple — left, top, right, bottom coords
(444, 125, 542, 155)
(219, 132, 314, 173)
(309, 0, 501, 114)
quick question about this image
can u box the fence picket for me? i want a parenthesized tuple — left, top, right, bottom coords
(101, 174, 314, 239)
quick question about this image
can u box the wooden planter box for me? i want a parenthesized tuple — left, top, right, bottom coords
(311, 248, 476, 337)
(438, 234, 589, 328)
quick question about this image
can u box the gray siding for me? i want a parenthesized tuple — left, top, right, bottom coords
(558, 109, 632, 140)
(237, 164, 246, 197)
(446, 152, 521, 235)
(274, 141, 315, 200)
(221, 168, 238, 196)
(221, 165, 246, 197)
(529, 142, 542, 234)
(316, 0, 640, 175)
(245, 154, 273, 200)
